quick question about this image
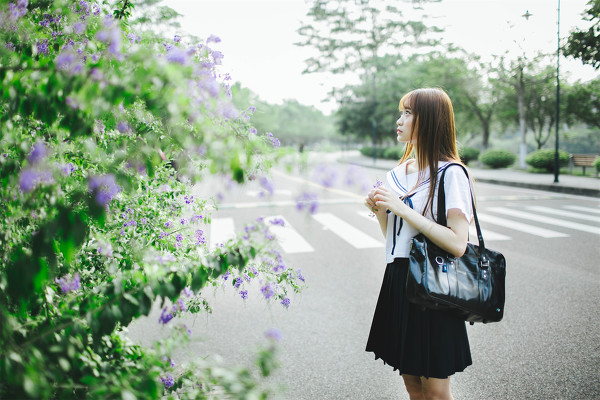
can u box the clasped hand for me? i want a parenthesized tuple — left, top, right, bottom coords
(364, 187, 409, 217)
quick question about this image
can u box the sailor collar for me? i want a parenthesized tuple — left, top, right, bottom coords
(386, 161, 451, 196)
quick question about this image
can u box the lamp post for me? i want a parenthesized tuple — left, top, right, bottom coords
(554, 0, 561, 183)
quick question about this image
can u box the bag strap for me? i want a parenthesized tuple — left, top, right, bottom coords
(436, 163, 487, 256)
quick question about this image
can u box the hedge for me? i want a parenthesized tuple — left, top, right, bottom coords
(525, 149, 570, 172)
(479, 149, 516, 169)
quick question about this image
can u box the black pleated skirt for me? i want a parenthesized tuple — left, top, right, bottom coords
(365, 258, 472, 379)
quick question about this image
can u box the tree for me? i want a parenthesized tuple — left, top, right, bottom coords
(230, 84, 338, 146)
(335, 54, 498, 149)
(491, 53, 552, 166)
(564, 0, 600, 69)
(296, 0, 442, 154)
(565, 77, 600, 129)
(0, 1, 304, 398)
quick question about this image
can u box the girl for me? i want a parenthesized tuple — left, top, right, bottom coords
(365, 88, 473, 400)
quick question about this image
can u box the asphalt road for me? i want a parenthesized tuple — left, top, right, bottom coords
(128, 159, 600, 400)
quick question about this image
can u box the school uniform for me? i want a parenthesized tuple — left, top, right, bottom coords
(365, 161, 474, 379)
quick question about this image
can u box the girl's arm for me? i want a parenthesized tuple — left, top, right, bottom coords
(373, 187, 469, 257)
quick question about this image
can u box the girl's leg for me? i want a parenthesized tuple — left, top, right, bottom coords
(420, 376, 453, 400)
(402, 374, 425, 400)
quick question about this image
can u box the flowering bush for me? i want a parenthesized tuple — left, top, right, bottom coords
(0, 1, 303, 398)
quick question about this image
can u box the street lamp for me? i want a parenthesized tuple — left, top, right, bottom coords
(554, 0, 561, 183)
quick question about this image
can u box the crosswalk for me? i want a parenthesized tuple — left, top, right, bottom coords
(207, 203, 600, 254)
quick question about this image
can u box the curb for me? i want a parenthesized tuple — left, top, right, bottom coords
(338, 157, 600, 198)
(473, 177, 600, 198)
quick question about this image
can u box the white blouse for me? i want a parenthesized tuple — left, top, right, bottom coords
(384, 161, 473, 263)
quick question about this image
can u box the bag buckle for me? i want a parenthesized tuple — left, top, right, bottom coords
(480, 257, 489, 269)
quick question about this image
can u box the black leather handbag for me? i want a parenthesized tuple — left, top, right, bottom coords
(406, 163, 506, 324)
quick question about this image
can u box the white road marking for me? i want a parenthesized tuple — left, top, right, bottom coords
(477, 213, 569, 238)
(246, 189, 293, 197)
(209, 218, 236, 250)
(265, 216, 314, 254)
(526, 206, 600, 223)
(488, 207, 600, 235)
(469, 225, 511, 242)
(312, 213, 384, 249)
(563, 205, 600, 215)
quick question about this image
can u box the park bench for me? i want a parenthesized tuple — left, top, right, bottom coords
(569, 154, 598, 176)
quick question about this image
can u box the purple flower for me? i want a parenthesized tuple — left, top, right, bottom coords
(260, 283, 275, 300)
(55, 50, 81, 75)
(206, 34, 221, 43)
(126, 33, 141, 43)
(96, 16, 122, 59)
(297, 269, 305, 282)
(217, 102, 239, 120)
(27, 141, 47, 164)
(173, 34, 181, 43)
(164, 221, 173, 228)
(94, 120, 106, 134)
(55, 273, 80, 293)
(222, 271, 231, 281)
(295, 192, 319, 214)
(36, 39, 49, 55)
(247, 106, 256, 114)
(234, 277, 243, 289)
(180, 218, 186, 225)
(166, 47, 190, 65)
(281, 298, 290, 308)
(73, 21, 86, 34)
(264, 229, 275, 241)
(191, 215, 203, 222)
(259, 177, 274, 197)
(248, 127, 257, 135)
(159, 307, 174, 325)
(88, 174, 121, 206)
(239, 290, 248, 300)
(19, 169, 54, 192)
(175, 233, 183, 242)
(313, 163, 339, 188)
(265, 328, 282, 342)
(5, 42, 15, 51)
(160, 374, 174, 388)
(184, 195, 194, 204)
(211, 50, 224, 64)
(269, 218, 285, 227)
(117, 121, 130, 133)
(182, 287, 193, 297)
(266, 132, 280, 148)
(159, 231, 168, 239)
(176, 298, 187, 312)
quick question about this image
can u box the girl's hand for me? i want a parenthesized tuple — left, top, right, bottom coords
(373, 187, 410, 217)
(365, 189, 387, 217)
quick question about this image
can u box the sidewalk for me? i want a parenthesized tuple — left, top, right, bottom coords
(338, 152, 600, 198)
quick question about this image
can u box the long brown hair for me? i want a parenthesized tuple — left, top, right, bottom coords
(398, 88, 463, 218)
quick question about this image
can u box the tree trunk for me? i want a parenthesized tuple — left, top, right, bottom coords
(517, 67, 527, 168)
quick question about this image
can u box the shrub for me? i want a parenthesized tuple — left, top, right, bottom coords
(383, 147, 404, 160)
(479, 149, 516, 169)
(525, 149, 570, 172)
(594, 156, 600, 173)
(360, 146, 386, 158)
(459, 147, 480, 165)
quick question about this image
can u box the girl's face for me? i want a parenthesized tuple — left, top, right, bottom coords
(396, 107, 415, 144)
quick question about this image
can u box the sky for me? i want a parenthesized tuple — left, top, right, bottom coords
(167, 0, 598, 114)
